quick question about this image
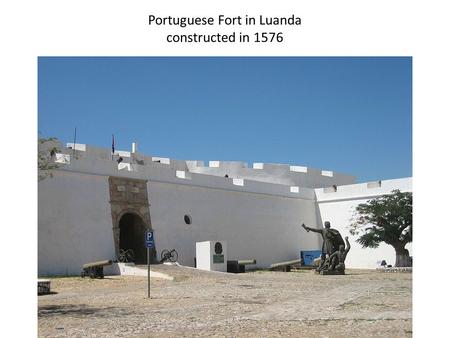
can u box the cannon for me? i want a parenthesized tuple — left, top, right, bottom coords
(227, 259, 256, 273)
(269, 259, 302, 272)
(81, 260, 112, 279)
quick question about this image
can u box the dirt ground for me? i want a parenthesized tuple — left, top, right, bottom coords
(38, 265, 412, 337)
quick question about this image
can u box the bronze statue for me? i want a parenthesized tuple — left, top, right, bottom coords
(328, 237, 351, 273)
(316, 253, 329, 273)
(301, 222, 350, 275)
(301, 222, 344, 256)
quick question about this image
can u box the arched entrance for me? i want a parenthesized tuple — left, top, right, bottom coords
(119, 212, 147, 264)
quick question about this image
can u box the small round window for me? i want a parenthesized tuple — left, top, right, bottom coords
(184, 215, 192, 225)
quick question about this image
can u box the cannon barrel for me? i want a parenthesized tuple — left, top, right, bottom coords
(82, 259, 112, 269)
(269, 259, 302, 271)
(237, 259, 256, 265)
(227, 259, 257, 273)
(269, 259, 301, 268)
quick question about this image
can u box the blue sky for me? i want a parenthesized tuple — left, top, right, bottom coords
(38, 57, 412, 182)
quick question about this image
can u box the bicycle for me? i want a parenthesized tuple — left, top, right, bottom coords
(160, 249, 178, 263)
(118, 248, 135, 263)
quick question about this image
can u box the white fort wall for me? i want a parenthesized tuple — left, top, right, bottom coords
(148, 181, 320, 268)
(38, 171, 115, 276)
(315, 178, 412, 269)
(38, 142, 411, 274)
(38, 167, 321, 275)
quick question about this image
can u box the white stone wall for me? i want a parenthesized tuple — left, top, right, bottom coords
(38, 169, 322, 275)
(38, 171, 115, 276)
(37, 142, 412, 274)
(315, 178, 413, 269)
(148, 181, 321, 269)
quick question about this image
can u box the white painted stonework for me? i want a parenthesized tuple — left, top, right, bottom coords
(38, 141, 412, 275)
(196, 241, 228, 272)
(104, 263, 173, 280)
(38, 171, 115, 276)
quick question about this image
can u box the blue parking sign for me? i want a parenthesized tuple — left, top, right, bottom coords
(145, 230, 155, 248)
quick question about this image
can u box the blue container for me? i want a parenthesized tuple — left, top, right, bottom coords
(301, 250, 322, 266)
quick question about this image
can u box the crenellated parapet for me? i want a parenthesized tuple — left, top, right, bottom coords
(315, 177, 412, 203)
(40, 141, 355, 198)
(188, 160, 355, 188)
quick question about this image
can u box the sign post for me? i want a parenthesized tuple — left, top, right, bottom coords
(145, 230, 155, 299)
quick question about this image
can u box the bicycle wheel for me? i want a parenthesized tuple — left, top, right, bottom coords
(161, 249, 170, 262)
(169, 250, 178, 263)
(126, 249, 135, 262)
(118, 250, 125, 263)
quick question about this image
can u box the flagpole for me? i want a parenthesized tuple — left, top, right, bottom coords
(111, 134, 115, 161)
(72, 127, 77, 158)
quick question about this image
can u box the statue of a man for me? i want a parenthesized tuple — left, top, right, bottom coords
(328, 236, 351, 273)
(301, 221, 344, 256)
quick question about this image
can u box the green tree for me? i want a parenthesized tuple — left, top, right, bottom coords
(349, 189, 412, 267)
(38, 137, 60, 181)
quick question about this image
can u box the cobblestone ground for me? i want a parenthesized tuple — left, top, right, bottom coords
(38, 266, 412, 337)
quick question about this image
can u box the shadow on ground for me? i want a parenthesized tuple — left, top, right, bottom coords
(38, 304, 131, 319)
(38, 291, 58, 296)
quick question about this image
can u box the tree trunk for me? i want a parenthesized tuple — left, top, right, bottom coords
(394, 246, 411, 267)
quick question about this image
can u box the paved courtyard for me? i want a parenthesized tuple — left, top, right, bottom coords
(38, 265, 412, 337)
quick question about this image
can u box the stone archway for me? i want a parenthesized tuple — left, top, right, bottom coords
(108, 176, 157, 263)
(119, 212, 147, 264)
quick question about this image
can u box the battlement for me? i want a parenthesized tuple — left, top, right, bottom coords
(62, 142, 351, 181)
(189, 160, 355, 188)
(40, 140, 356, 194)
(315, 177, 412, 203)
